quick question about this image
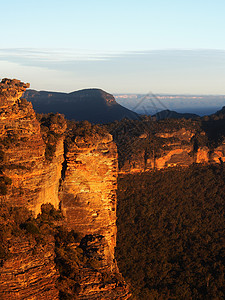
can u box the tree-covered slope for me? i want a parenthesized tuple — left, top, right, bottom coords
(116, 165, 225, 299)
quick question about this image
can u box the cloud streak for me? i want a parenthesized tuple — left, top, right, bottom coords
(1, 48, 225, 70)
(1, 48, 225, 94)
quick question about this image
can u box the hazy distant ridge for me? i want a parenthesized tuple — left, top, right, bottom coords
(115, 94, 225, 116)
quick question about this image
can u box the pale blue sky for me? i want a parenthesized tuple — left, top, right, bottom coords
(1, 0, 225, 94)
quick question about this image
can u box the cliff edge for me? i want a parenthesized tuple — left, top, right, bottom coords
(0, 79, 66, 215)
(0, 79, 130, 299)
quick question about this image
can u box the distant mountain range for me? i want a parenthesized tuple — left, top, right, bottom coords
(24, 88, 225, 123)
(152, 109, 199, 120)
(115, 94, 225, 116)
(215, 106, 225, 116)
(24, 89, 138, 124)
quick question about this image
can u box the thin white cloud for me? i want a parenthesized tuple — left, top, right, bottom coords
(0, 48, 124, 62)
(1, 48, 225, 94)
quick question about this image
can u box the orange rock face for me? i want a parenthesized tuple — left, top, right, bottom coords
(0, 79, 130, 299)
(211, 142, 225, 163)
(0, 78, 30, 107)
(119, 126, 225, 174)
(1, 78, 225, 300)
(60, 132, 130, 299)
(0, 236, 59, 300)
(61, 133, 117, 250)
(196, 147, 209, 164)
(155, 146, 193, 169)
(0, 79, 66, 215)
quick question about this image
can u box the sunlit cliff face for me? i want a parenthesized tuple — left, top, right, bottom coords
(0, 79, 131, 300)
(0, 78, 66, 215)
(60, 131, 118, 254)
(1, 78, 224, 299)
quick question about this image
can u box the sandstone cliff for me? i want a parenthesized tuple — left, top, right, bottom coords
(108, 118, 225, 173)
(1, 78, 224, 299)
(61, 128, 117, 251)
(0, 235, 59, 300)
(0, 79, 130, 299)
(60, 122, 130, 299)
(0, 79, 66, 216)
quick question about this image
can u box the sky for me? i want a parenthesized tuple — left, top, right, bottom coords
(1, 0, 225, 94)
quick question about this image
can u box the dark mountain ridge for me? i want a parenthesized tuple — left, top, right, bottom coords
(215, 106, 225, 116)
(152, 109, 199, 120)
(24, 88, 138, 123)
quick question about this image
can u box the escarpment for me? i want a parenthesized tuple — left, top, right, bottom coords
(0, 79, 67, 215)
(0, 79, 130, 299)
(108, 118, 225, 173)
(1, 78, 225, 299)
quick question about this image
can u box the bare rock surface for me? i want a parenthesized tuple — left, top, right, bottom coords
(0, 79, 66, 215)
(0, 79, 130, 299)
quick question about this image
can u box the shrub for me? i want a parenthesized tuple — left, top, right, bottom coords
(0, 176, 12, 195)
(45, 143, 56, 161)
(0, 149, 5, 163)
(37, 113, 66, 161)
(20, 221, 40, 235)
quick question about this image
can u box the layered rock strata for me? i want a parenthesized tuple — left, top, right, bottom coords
(0, 236, 59, 300)
(60, 132, 117, 250)
(0, 79, 130, 299)
(74, 234, 130, 299)
(60, 130, 130, 299)
(211, 141, 225, 163)
(0, 79, 66, 215)
(118, 127, 225, 173)
(4, 78, 225, 298)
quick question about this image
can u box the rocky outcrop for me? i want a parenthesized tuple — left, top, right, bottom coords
(60, 128, 130, 299)
(0, 79, 66, 215)
(211, 141, 225, 163)
(4, 78, 225, 299)
(75, 234, 130, 299)
(0, 79, 65, 299)
(0, 79, 130, 299)
(60, 132, 117, 250)
(116, 123, 225, 173)
(0, 236, 59, 300)
(0, 78, 30, 106)
(196, 147, 209, 164)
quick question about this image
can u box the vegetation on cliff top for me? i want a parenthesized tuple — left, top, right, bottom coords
(0, 202, 84, 298)
(107, 117, 203, 168)
(37, 113, 66, 161)
(0, 204, 62, 260)
(66, 120, 110, 147)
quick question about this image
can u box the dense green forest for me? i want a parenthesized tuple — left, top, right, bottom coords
(116, 164, 225, 299)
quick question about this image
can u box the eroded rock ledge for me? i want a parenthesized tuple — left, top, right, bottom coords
(0, 79, 66, 215)
(1, 78, 224, 299)
(108, 119, 225, 174)
(59, 124, 130, 298)
(0, 79, 130, 299)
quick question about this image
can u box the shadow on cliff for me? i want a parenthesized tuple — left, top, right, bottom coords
(201, 116, 225, 148)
